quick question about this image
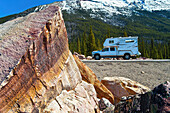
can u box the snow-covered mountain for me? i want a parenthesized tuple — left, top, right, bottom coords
(62, 0, 170, 16)
(0, 0, 169, 41)
(60, 0, 170, 27)
(58, 0, 170, 40)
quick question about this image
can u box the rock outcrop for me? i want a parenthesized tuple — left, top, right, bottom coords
(152, 81, 170, 112)
(115, 81, 170, 113)
(0, 4, 98, 113)
(74, 55, 115, 104)
(98, 98, 115, 112)
(101, 77, 150, 104)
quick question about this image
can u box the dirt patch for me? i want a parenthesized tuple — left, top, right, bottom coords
(84, 61, 170, 89)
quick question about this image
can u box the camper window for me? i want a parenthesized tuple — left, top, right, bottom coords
(125, 40, 134, 43)
(109, 40, 114, 44)
(110, 47, 115, 51)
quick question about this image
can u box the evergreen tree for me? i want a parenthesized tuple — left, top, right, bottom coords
(159, 51, 163, 59)
(168, 41, 170, 58)
(82, 32, 87, 56)
(124, 31, 128, 37)
(141, 38, 145, 57)
(77, 37, 81, 54)
(150, 38, 154, 58)
(96, 38, 102, 50)
(69, 42, 72, 52)
(86, 32, 91, 56)
(145, 49, 149, 58)
(153, 46, 159, 59)
(163, 44, 167, 59)
(167, 44, 169, 59)
(70, 36, 77, 53)
(87, 26, 96, 56)
(158, 43, 163, 59)
(80, 34, 83, 54)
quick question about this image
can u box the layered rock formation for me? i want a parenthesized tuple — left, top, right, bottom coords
(101, 77, 150, 104)
(0, 4, 98, 113)
(74, 55, 115, 104)
(1, 2, 168, 113)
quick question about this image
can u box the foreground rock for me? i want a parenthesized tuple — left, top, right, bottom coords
(152, 81, 170, 112)
(115, 81, 170, 113)
(99, 98, 115, 112)
(74, 55, 115, 104)
(101, 77, 150, 104)
(44, 81, 98, 113)
(0, 4, 98, 112)
(73, 52, 86, 60)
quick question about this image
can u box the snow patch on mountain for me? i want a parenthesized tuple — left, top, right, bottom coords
(80, 1, 132, 16)
(60, 0, 170, 26)
(84, 0, 170, 11)
(62, 0, 170, 14)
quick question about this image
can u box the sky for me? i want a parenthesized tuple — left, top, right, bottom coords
(0, 0, 63, 18)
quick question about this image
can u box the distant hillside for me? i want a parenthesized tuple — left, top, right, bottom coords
(63, 9, 170, 42)
(0, 1, 170, 42)
(0, 1, 169, 59)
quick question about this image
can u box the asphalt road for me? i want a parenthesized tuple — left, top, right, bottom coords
(82, 59, 170, 63)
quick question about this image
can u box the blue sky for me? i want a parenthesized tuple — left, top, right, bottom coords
(0, 0, 63, 18)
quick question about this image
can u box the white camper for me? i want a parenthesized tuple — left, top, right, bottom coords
(92, 36, 141, 60)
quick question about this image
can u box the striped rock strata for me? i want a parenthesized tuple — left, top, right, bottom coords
(73, 55, 115, 105)
(0, 4, 98, 113)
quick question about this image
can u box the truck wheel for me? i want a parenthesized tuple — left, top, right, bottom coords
(124, 54, 130, 60)
(94, 54, 100, 60)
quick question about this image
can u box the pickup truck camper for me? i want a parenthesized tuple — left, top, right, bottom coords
(92, 36, 141, 60)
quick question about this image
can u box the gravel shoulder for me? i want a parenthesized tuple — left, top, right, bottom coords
(84, 61, 170, 89)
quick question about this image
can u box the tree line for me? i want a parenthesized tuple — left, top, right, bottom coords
(139, 38, 170, 59)
(69, 26, 98, 57)
(69, 26, 170, 59)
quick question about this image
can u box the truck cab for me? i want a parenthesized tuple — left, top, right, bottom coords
(92, 36, 141, 60)
(92, 46, 119, 60)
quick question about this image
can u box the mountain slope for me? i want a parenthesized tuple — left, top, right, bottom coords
(0, 0, 170, 42)
(61, 0, 170, 42)
(62, 9, 170, 41)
